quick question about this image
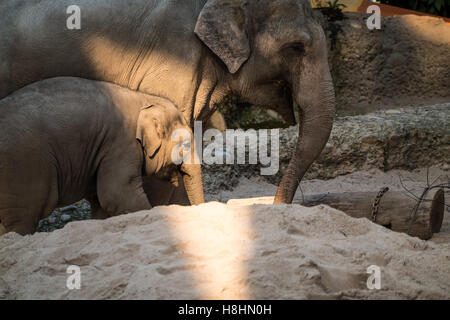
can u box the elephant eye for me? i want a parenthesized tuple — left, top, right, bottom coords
(282, 42, 305, 56)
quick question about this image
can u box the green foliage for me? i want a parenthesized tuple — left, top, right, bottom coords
(314, 1, 348, 52)
(317, 0, 347, 21)
(381, 0, 449, 18)
(217, 95, 288, 130)
(325, 0, 347, 10)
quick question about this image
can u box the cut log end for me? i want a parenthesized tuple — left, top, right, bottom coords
(430, 188, 445, 234)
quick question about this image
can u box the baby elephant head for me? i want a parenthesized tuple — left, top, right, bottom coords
(136, 100, 205, 205)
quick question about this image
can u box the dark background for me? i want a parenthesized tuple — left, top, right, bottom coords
(380, 0, 449, 17)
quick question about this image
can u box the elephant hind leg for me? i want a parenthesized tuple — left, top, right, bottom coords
(0, 221, 6, 236)
(0, 207, 38, 236)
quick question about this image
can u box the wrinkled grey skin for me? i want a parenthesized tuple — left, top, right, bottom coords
(0, 0, 335, 204)
(0, 77, 204, 235)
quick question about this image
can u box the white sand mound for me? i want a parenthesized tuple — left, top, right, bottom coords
(1, 201, 449, 299)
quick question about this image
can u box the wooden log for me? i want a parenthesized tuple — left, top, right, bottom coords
(299, 189, 444, 240)
(227, 189, 445, 240)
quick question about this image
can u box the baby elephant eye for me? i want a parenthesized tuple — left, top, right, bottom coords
(180, 141, 190, 154)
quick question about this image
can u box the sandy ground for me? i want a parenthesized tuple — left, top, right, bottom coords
(212, 167, 450, 244)
(0, 167, 449, 300)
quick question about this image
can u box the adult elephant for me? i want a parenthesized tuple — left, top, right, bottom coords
(0, 0, 335, 204)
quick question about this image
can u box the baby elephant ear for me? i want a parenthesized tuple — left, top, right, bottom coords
(195, 0, 250, 74)
(136, 105, 162, 158)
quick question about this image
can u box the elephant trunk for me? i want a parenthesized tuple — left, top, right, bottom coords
(274, 53, 335, 204)
(180, 163, 205, 205)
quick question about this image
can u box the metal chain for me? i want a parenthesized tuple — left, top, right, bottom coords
(372, 187, 390, 223)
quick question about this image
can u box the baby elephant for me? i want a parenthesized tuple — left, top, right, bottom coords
(0, 77, 204, 235)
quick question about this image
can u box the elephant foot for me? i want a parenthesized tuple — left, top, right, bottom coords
(86, 195, 110, 220)
(169, 178, 191, 206)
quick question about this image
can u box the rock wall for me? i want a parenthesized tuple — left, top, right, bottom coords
(203, 103, 450, 193)
(326, 13, 450, 114)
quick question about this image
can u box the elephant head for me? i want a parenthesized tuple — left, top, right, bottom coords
(195, 0, 336, 203)
(136, 102, 205, 205)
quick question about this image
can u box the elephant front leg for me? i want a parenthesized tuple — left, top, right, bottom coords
(86, 195, 110, 220)
(142, 175, 176, 207)
(96, 159, 152, 217)
(169, 173, 191, 206)
(142, 175, 191, 206)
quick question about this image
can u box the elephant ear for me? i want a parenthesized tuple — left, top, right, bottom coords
(195, 0, 250, 74)
(136, 105, 162, 159)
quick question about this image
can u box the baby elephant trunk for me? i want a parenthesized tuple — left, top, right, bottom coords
(180, 163, 205, 205)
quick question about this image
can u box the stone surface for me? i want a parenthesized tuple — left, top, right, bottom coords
(203, 103, 450, 193)
(37, 200, 91, 233)
(326, 12, 450, 114)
